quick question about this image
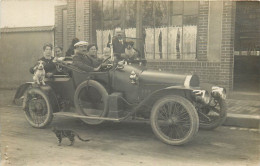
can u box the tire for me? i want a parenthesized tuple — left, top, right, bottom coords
(74, 80, 109, 125)
(197, 99, 227, 130)
(23, 88, 53, 128)
(150, 95, 199, 145)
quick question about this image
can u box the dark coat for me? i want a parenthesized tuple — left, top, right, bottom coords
(30, 57, 56, 74)
(72, 54, 100, 71)
(112, 37, 126, 60)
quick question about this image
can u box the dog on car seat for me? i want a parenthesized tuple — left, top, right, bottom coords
(33, 60, 46, 85)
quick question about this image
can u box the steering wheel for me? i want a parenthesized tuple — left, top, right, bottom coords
(99, 56, 113, 71)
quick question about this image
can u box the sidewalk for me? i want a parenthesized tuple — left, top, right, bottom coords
(0, 89, 259, 129)
(225, 92, 260, 129)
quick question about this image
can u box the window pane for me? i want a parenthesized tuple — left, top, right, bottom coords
(183, 26, 197, 60)
(170, 1, 183, 15)
(92, 0, 102, 21)
(145, 28, 155, 59)
(114, 0, 123, 20)
(143, 1, 154, 27)
(155, 28, 168, 59)
(168, 27, 182, 59)
(170, 15, 182, 26)
(103, 0, 113, 21)
(155, 1, 168, 27)
(92, 0, 102, 45)
(183, 15, 197, 25)
(184, 2, 198, 16)
(125, 1, 137, 28)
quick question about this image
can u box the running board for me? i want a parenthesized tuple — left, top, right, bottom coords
(53, 112, 122, 122)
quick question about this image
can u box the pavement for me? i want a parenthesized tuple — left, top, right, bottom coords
(0, 89, 259, 129)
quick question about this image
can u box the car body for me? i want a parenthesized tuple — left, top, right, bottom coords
(14, 39, 227, 146)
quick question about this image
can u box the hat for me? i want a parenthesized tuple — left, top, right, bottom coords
(126, 40, 134, 46)
(114, 29, 125, 37)
(74, 41, 88, 47)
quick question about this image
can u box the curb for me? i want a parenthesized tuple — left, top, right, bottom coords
(224, 113, 260, 129)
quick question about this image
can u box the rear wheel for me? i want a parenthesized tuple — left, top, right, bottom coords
(23, 88, 53, 128)
(74, 80, 109, 125)
(150, 95, 199, 145)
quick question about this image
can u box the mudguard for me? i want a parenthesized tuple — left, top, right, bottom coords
(13, 82, 33, 104)
(138, 85, 195, 108)
(22, 84, 61, 112)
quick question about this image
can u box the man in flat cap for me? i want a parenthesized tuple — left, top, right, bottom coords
(72, 41, 100, 71)
(112, 29, 126, 60)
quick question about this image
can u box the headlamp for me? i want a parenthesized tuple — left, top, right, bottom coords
(211, 86, 226, 99)
(193, 90, 211, 104)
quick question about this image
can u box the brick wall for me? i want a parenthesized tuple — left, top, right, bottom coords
(219, 1, 236, 90)
(67, 0, 76, 47)
(54, 5, 67, 49)
(84, 0, 90, 42)
(197, 1, 209, 61)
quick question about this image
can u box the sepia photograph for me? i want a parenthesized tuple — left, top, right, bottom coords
(0, 0, 259, 165)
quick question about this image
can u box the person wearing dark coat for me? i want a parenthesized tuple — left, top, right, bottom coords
(66, 38, 79, 57)
(112, 29, 126, 60)
(30, 43, 56, 77)
(72, 41, 100, 72)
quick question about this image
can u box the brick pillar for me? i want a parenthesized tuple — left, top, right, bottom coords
(84, 0, 91, 42)
(220, 1, 236, 91)
(197, 1, 209, 61)
(54, 5, 67, 49)
(67, 0, 76, 47)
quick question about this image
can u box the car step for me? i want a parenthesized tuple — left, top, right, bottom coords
(53, 112, 121, 122)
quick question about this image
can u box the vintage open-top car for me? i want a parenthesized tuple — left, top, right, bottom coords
(14, 39, 226, 146)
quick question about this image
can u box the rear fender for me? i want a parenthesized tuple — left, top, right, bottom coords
(13, 82, 33, 104)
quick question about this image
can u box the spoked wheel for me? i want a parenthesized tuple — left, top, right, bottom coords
(23, 88, 53, 128)
(197, 99, 227, 130)
(74, 80, 109, 125)
(150, 95, 199, 145)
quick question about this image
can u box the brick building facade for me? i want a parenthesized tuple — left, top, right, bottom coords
(54, 0, 260, 93)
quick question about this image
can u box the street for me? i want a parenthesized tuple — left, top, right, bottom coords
(0, 105, 259, 166)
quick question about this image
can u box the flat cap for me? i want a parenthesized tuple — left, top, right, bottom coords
(74, 41, 88, 47)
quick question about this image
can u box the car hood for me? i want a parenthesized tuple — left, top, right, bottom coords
(139, 70, 200, 87)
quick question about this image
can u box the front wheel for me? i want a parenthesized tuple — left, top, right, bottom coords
(150, 95, 199, 145)
(23, 88, 53, 128)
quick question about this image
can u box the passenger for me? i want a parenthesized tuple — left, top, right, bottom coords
(53, 46, 64, 62)
(87, 44, 102, 66)
(66, 37, 79, 57)
(112, 29, 126, 60)
(122, 41, 140, 61)
(72, 41, 100, 72)
(30, 43, 56, 77)
(55, 46, 63, 58)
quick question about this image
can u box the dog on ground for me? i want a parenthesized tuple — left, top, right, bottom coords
(33, 61, 46, 85)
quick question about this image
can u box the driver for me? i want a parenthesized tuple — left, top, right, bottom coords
(72, 41, 100, 72)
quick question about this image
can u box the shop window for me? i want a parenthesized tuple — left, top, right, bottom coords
(91, 0, 198, 60)
(144, 1, 198, 60)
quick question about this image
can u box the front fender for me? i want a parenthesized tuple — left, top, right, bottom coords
(139, 86, 194, 108)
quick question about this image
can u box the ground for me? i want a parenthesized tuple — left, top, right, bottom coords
(0, 90, 259, 166)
